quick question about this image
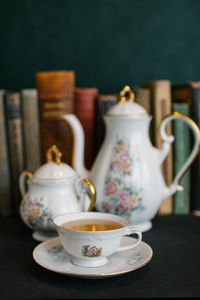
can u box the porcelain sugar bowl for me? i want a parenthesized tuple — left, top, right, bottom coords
(19, 145, 96, 241)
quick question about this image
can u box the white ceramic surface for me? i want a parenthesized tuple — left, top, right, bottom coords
(19, 147, 95, 241)
(53, 212, 142, 267)
(33, 236, 153, 278)
(62, 97, 200, 231)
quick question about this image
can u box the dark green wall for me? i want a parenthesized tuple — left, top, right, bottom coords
(1, 0, 200, 93)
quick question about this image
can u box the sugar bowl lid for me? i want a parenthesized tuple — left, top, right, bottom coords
(106, 85, 148, 117)
(32, 145, 78, 183)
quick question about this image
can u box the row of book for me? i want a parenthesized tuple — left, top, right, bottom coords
(0, 71, 199, 217)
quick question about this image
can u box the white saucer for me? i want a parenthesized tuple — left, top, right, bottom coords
(33, 236, 153, 279)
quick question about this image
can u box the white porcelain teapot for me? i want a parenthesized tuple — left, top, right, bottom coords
(19, 145, 96, 241)
(62, 86, 200, 232)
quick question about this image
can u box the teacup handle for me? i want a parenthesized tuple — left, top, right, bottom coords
(78, 178, 96, 212)
(117, 226, 142, 251)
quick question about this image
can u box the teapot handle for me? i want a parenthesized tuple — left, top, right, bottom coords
(160, 112, 200, 192)
(19, 171, 32, 197)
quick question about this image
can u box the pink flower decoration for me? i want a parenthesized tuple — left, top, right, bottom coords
(117, 201, 128, 211)
(118, 190, 131, 202)
(106, 181, 118, 195)
(86, 248, 96, 257)
(120, 152, 130, 161)
(27, 202, 35, 213)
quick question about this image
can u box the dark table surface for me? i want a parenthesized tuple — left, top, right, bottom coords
(0, 214, 200, 299)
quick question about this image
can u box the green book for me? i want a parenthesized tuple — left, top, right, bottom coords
(172, 102, 191, 214)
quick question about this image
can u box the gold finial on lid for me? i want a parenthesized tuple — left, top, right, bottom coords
(46, 145, 62, 164)
(118, 85, 135, 103)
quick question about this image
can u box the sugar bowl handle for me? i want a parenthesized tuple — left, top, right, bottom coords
(76, 178, 96, 212)
(82, 179, 96, 211)
(19, 171, 32, 197)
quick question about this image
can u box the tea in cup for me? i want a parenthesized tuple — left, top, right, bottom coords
(53, 212, 142, 267)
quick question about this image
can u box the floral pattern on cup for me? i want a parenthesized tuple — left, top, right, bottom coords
(81, 245, 102, 257)
(21, 197, 53, 229)
(47, 245, 64, 255)
(103, 137, 143, 217)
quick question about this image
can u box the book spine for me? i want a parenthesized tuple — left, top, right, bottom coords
(4, 92, 25, 215)
(143, 80, 173, 214)
(190, 85, 200, 215)
(74, 88, 98, 169)
(134, 86, 154, 142)
(21, 89, 41, 172)
(36, 71, 75, 165)
(94, 94, 117, 155)
(172, 102, 190, 214)
(0, 90, 11, 216)
(134, 87, 151, 114)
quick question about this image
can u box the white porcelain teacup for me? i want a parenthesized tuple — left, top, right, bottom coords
(53, 212, 142, 267)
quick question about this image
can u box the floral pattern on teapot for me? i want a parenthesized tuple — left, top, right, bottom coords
(21, 196, 53, 229)
(103, 137, 144, 217)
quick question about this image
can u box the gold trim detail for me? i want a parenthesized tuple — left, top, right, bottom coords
(46, 145, 62, 164)
(169, 111, 200, 184)
(26, 171, 33, 178)
(118, 85, 135, 103)
(82, 178, 96, 212)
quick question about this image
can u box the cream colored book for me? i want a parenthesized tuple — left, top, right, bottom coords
(133, 87, 151, 114)
(142, 80, 173, 214)
(21, 89, 41, 172)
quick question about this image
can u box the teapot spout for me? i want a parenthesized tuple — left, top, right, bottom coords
(161, 183, 178, 202)
(62, 114, 89, 177)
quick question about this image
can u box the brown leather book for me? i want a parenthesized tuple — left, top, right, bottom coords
(36, 71, 75, 165)
(74, 88, 98, 169)
(142, 80, 173, 215)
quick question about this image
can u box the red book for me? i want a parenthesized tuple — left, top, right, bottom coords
(74, 88, 98, 169)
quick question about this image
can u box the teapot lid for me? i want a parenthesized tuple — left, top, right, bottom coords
(32, 145, 78, 183)
(106, 85, 148, 117)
